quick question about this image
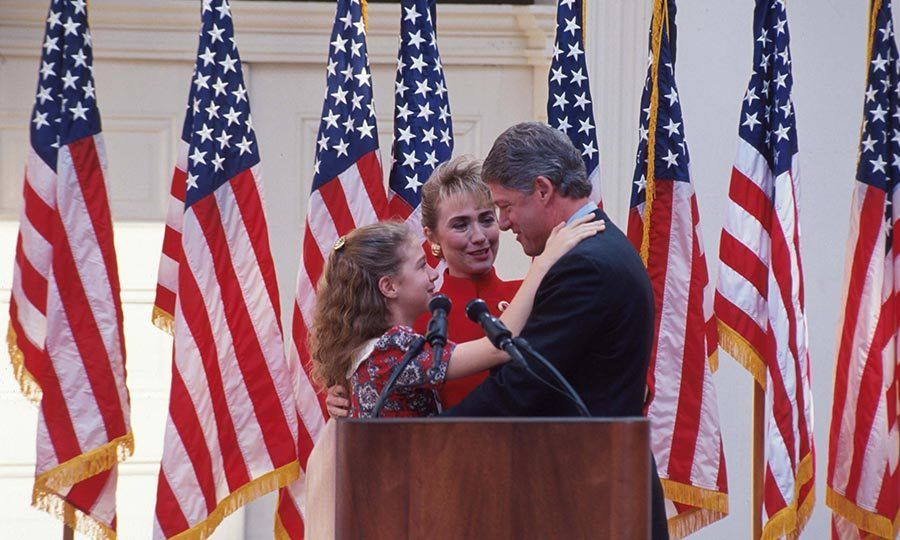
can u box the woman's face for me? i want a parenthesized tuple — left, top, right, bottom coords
(427, 193, 500, 279)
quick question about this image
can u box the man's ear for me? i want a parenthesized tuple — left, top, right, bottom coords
(534, 176, 555, 204)
(378, 274, 398, 299)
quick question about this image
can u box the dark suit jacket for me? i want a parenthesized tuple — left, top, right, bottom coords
(445, 208, 653, 418)
(444, 209, 669, 539)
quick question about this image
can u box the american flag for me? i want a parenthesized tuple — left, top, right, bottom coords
(626, 1, 727, 537)
(277, 0, 386, 535)
(153, 73, 192, 333)
(7, 0, 133, 537)
(714, 0, 815, 538)
(152, 1, 302, 537)
(827, 1, 899, 538)
(387, 0, 453, 253)
(546, 0, 601, 204)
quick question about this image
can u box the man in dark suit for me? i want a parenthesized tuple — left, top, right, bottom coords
(444, 122, 669, 539)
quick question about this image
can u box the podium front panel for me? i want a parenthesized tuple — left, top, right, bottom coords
(334, 418, 649, 540)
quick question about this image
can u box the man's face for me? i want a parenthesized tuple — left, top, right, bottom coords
(489, 181, 551, 257)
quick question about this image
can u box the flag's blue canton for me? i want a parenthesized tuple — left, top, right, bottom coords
(547, 0, 599, 177)
(857, 0, 900, 195)
(858, 0, 899, 250)
(184, 0, 259, 208)
(311, 0, 378, 194)
(738, 0, 798, 181)
(388, 0, 453, 210)
(31, 0, 100, 170)
(630, 0, 690, 209)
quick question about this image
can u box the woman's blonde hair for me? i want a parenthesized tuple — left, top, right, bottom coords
(420, 155, 493, 231)
(310, 221, 414, 388)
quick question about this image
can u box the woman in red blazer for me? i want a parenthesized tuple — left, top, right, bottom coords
(325, 156, 521, 414)
(414, 156, 522, 408)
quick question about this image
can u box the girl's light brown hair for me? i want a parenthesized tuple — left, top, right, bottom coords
(309, 221, 414, 388)
(420, 155, 493, 231)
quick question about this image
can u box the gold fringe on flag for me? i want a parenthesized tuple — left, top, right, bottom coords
(826, 488, 898, 539)
(666, 507, 728, 540)
(6, 324, 42, 403)
(716, 319, 767, 388)
(708, 349, 719, 373)
(32, 432, 134, 540)
(33, 433, 134, 494)
(759, 453, 815, 540)
(171, 460, 300, 540)
(152, 305, 175, 336)
(640, 0, 667, 266)
(34, 490, 116, 540)
(659, 479, 728, 539)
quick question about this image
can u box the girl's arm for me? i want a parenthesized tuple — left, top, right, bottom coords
(446, 215, 604, 379)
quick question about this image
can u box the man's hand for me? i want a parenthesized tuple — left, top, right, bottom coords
(326, 384, 350, 418)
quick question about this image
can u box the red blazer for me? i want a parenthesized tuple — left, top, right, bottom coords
(414, 267, 521, 408)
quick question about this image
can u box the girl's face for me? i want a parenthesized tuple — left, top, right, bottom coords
(426, 193, 500, 279)
(388, 236, 438, 323)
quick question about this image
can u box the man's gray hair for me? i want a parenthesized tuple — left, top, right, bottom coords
(481, 122, 591, 199)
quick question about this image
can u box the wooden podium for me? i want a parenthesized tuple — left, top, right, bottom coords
(307, 417, 650, 539)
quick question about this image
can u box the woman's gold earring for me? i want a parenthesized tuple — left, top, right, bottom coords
(430, 243, 442, 258)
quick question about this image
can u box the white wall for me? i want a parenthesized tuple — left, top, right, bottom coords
(0, 0, 884, 538)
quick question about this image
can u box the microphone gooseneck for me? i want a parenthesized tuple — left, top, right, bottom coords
(466, 298, 591, 417)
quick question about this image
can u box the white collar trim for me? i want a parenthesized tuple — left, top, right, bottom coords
(346, 337, 379, 379)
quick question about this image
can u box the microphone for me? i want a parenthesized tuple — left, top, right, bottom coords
(425, 294, 451, 348)
(466, 298, 591, 417)
(465, 299, 513, 351)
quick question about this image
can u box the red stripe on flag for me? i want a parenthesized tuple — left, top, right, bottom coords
(301, 221, 326, 291)
(318, 178, 356, 235)
(36, 338, 83, 462)
(156, 471, 190, 537)
(714, 294, 769, 355)
(191, 196, 296, 467)
(155, 285, 177, 319)
(9, 298, 47, 376)
(68, 137, 126, 347)
(66, 469, 113, 520)
(388, 192, 415, 221)
(729, 167, 773, 234)
(162, 225, 183, 261)
(276, 491, 304, 539)
(171, 167, 187, 201)
(667, 197, 708, 483)
(15, 235, 48, 313)
(828, 186, 885, 482)
(718, 230, 769, 299)
(764, 465, 789, 517)
(51, 213, 127, 440)
(292, 303, 329, 419)
(23, 180, 55, 242)
(645, 180, 675, 403)
(177, 255, 253, 492)
(843, 298, 890, 499)
(357, 151, 388, 219)
(230, 171, 283, 334)
(168, 361, 218, 513)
